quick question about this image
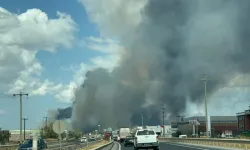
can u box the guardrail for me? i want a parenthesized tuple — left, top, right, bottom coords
(48, 140, 100, 150)
(159, 138, 250, 149)
(0, 139, 79, 150)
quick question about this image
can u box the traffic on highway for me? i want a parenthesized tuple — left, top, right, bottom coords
(120, 142, 226, 150)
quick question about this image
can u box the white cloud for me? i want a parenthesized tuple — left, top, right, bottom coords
(86, 36, 124, 54)
(0, 8, 76, 51)
(0, 7, 76, 99)
(55, 82, 76, 102)
(78, 0, 148, 36)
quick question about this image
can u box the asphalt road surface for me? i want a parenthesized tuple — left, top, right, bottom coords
(120, 142, 228, 150)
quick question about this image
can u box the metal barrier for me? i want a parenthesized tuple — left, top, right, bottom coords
(48, 140, 104, 150)
(159, 138, 250, 149)
(0, 139, 76, 149)
(0, 140, 86, 150)
(0, 140, 103, 150)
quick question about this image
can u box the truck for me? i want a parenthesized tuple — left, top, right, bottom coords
(134, 129, 159, 150)
(119, 128, 130, 142)
(112, 130, 119, 141)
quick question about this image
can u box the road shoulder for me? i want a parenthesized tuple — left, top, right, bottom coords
(163, 142, 239, 150)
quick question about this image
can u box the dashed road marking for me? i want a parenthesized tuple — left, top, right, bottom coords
(165, 142, 210, 150)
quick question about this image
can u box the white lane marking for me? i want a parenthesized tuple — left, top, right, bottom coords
(116, 141, 121, 150)
(165, 142, 210, 150)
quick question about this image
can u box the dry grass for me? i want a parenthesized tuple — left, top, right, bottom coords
(162, 139, 250, 149)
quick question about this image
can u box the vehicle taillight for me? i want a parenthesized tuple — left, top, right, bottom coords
(156, 135, 159, 140)
(135, 137, 138, 143)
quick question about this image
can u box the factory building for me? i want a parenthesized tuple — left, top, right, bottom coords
(236, 106, 250, 134)
(176, 116, 237, 137)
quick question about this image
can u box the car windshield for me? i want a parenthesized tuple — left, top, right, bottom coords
(137, 130, 155, 135)
(23, 139, 32, 145)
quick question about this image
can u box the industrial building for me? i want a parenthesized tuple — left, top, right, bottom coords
(176, 116, 237, 137)
(9, 130, 40, 141)
(236, 106, 250, 134)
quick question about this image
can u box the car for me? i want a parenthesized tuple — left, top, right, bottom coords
(80, 137, 87, 143)
(124, 136, 134, 147)
(17, 138, 47, 150)
(134, 129, 159, 150)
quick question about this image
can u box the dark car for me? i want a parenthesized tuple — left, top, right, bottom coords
(88, 138, 97, 142)
(17, 138, 48, 150)
(124, 136, 134, 147)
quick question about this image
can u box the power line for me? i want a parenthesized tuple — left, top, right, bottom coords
(13, 92, 28, 143)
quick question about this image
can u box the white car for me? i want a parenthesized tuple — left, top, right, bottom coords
(134, 129, 159, 150)
(80, 137, 87, 143)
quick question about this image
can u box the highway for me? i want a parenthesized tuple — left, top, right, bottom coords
(119, 142, 229, 150)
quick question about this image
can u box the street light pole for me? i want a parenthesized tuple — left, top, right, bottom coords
(161, 105, 166, 137)
(201, 74, 209, 137)
(141, 114, 144, 128)
(98, 125, 100, 133)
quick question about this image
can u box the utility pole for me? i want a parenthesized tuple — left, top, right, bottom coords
(22, 118, 28, 140)
(161, 104, 166, 137)
(201, 74, 209, 137)
(43, 117, 48, 128)
(141, 114, 144, 128)
(43, 117, 48, 138)
(13, 92, 28, 143)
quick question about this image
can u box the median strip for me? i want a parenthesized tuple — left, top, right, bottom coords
(78, 140, 112, 150)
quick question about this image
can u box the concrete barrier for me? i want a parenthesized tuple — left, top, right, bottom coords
(94, 141, 113, 150)
(160, 138, 250, 149)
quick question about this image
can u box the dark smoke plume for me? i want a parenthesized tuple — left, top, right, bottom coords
(47, 107, 72, 121)
(56, 107, 72, 119)
(66, 0, 250, 132)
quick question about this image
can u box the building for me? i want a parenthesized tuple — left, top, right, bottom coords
(176, 116, 237, 137)
(9, 130, 40, 141)
(236, 106, 250, 134)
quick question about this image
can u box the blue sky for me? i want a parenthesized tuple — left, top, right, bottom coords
(0, 0, 121, 130)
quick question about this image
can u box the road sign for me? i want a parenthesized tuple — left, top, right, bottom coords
(53, 120, 66, 134)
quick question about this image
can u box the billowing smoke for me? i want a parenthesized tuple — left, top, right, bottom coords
(47, 107, 72, 121)
(57, 107, 72, 119)
(69, 0, 250, 132)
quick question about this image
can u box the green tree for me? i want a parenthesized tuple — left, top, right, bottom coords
(67, 130, 82, 139)
(40, 123, 58, 139)
(0, 129, 10, 145)
(176, 130, 182, 137)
